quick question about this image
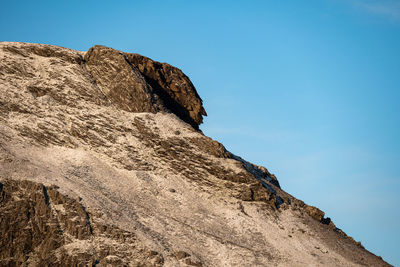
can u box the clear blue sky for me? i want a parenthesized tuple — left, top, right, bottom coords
(1, 0, 399, 265)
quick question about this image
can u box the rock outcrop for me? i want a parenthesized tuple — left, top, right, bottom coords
(0, 179, 164, 266)
(0, 42, 391, 266)
(83, 45, 206, 129)
(125, 51, 207, 127)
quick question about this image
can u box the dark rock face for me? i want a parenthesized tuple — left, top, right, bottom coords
(126, 53, 207, 128)
(83, 46, 161, 114)
(84, 45, 206, 129)
(0, 180, 64, 265)
(0, 179, 163, 266)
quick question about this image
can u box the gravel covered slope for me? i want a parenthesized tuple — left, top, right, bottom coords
(0, 42, 391, 266)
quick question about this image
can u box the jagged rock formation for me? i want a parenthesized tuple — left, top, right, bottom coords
(0, 42, 391, 266)
(83, 45, 206, 129)
(0, 179, 163, 266)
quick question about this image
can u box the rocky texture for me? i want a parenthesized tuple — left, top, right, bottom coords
(0, 42, 392, 266)
(125, 52, 207, 127)
(0, 179, 163, 266)
(83, 45, 206, 129)
(83, 45, 160, 114)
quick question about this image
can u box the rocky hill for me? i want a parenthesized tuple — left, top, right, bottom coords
(0, 42, 391, 266)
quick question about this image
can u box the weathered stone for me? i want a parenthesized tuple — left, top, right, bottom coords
(0, 179, 161, 266)
(83, 45, 206, 129)
(0, 42, 392, 267)
(304, 205, 325, 221)
(126, 52, 207, 128)
(84, 45, 161, 114)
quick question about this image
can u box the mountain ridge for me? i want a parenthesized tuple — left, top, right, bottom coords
(0, 42, 391, 266)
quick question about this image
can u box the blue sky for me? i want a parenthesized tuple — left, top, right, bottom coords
(1, 0, 399, 265)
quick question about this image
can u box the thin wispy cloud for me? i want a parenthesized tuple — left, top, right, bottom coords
(352, 0, 400, 20)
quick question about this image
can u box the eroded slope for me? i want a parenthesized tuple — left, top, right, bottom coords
(0, 42, 391, 266)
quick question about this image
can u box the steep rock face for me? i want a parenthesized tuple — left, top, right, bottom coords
(125, 52, 207, 127)
(83, 45, 206, 129)
(0, 42, 391, 266)
(83, 45, 162, 114)
(0, 179, 164, 266)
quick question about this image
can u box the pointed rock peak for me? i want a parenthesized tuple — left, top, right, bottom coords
(84, 45, 207, 129)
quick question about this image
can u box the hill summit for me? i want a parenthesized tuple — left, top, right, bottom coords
(0, 42, 391, 266)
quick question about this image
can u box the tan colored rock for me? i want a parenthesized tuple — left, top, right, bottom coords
(0, 42, 392, 266)
(84, 45, 161, 114)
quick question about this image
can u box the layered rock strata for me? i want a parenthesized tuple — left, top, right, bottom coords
(0, 42, 391, 266)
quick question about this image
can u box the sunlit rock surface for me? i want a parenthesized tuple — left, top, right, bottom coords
(0, 42, 391, 266)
